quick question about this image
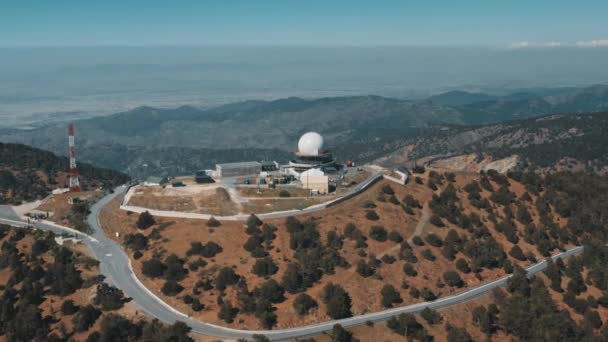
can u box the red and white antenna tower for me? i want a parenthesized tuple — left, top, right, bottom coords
(68, 123, 81, 192)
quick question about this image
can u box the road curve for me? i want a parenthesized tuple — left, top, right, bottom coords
(0, 189, 586, 341)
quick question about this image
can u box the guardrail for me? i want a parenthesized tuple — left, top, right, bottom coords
(325, 172, 383, 208)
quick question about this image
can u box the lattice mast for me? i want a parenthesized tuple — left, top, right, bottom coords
(68, 123, 81, 192)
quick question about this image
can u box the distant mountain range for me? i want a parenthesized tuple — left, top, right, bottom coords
(1, 83, 607, 178)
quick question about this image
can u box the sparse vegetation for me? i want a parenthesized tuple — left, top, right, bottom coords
(331, 324, 355, 342)
(369, 225, 388, 241)
(136, 211, 156, 229)
(380, 284, 403, 308)
(420, 307, 442, 325)
(322, 283, 353, 319)
(186, 241, 223, 258)
(94, 283, 130, 310)
(388, 230, 403, 243)
(356, 259, 376, 278)
(252, 256, 279, 277)
(365, 210, 380, 221)
(293, 293, 318, 316)
(443, 270, 464, 287)
(207, 216, 222, 227)
(387, 313, 427, 339)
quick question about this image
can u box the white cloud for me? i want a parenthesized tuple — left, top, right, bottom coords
(510, 41, 531, 48)
(509, 40, 608, 48)
(510, 41, 562, 49)
(575, 39, 608, 47)
(543, 42, 562, 47)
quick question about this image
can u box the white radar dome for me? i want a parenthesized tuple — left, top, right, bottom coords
(298, 132, 324, 156)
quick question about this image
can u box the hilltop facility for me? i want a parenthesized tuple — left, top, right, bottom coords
(210, 132, 343, 194)
(287, 132, 338, 174)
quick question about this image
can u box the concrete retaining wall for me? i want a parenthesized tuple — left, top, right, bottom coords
(120, 171, 385, 221)
(325, 173, 383, 208)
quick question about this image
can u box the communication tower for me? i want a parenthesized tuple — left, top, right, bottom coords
(68, 124, 81, 192)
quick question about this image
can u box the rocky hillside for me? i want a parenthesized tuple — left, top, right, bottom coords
(0, 143, 130, 204)
(378, 111, 608, 174)
(1, 84, 607, 178)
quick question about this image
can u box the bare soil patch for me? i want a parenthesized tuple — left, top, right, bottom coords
(128, 185, 239, 216)
(241, 197, 328, 214)
(238, 187, 312, 198)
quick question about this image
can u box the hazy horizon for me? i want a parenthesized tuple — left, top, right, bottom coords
(1, 45, 607, 128)
(3, 1, 608, 127)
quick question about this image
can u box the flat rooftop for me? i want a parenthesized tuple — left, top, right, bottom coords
(216, 161, 262, 169)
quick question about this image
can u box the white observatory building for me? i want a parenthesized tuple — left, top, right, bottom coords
(283, 132, 336, 194)
(288, 132, 337, 174)
(298, 132, 324, 156)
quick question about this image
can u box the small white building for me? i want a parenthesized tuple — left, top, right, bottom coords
(300, 168, 329, 194)
(299, 168, 325, 179)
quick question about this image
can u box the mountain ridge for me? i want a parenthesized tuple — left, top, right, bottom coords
(1, 84, 608, 178)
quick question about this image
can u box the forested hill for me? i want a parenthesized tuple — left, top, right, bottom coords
(0, 143, 130, 204)
(378, 111, 608, 174)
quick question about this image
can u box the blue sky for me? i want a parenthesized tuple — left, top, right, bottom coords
(1, 0, 608, 46)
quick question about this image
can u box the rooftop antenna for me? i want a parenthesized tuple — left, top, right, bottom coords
(68, 123, 81, 192)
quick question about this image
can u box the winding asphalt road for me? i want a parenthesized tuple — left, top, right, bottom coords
(0, 188, 586, 341)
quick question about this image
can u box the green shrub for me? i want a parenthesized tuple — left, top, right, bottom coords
(161, 280, 184, 296)
(366, 210, 380, 221)
(381, 185, 395, 195)
(381, 284, 403, 308)
(191, 298, 204, 312)
(456, 258, 471, 273)
(388, 231, 403, 243)
(369, 226, 388, 242)
(403, 263, 418, 276)
(412, 236, 425, 246)
(430, 214, 445, 227)
(136, 211, 155, 230)
(425, 233, 443, 247)
(443, 270, 464, 287)
(421, 249, 436, 261)
(61, 300, 79, 315)
(207, 217, 222, 227)
(293, 293, 318, 316)
(421, 307, 442, 324)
